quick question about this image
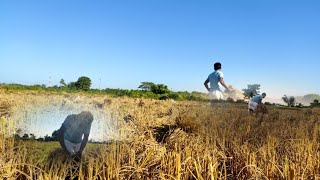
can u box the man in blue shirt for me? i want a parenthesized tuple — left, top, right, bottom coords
(248, 93, 266, 112)
(58, 111, 93, 157)
(204, 62, 231, 102)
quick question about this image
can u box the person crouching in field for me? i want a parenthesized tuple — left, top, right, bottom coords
(248, 93, 267, 113)
(204, 62, 231, 106)
(58, 111, 93, 158)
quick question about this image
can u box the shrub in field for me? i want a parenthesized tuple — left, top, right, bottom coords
(167, 93, 182, 100)
(159, 95, 169, 100)
(311, 99, 320, 107)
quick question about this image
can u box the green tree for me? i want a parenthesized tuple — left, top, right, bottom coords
(168, 93, 182, 100)
(226, 97, 235, 103)
(37, 137, 44, 141)
(14, 128, 22, 139)
(242, 84, 261, 99)
(22, 133, 29, 140)
(51, 129, 60, 141)
(60, 79, 67, 87)
(138, 82, 155, 91)
(44, 135, 52, 142)
(68, 82, 77, 90)
(75, 76, 92, 91)
(29, 134, 36, 140)
(282, 95, 296, 107)
(159, 95, 169, 100)
(151, 84, 170, 94)
(311, 99, 320, 107)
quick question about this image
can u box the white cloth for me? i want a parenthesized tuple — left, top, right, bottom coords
(248, 100, 258, 111)
(64, 139, 81, 155)
(209, 90, 224, 100)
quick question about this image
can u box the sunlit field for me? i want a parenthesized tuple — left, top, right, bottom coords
(1, 90, 320, 179)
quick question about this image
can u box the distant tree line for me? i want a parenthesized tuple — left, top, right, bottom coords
(14, 129, 103, 143)
(14, 129, 60, 142)
(0, 77, 209, 102)
(311, 99, 320, 107)
(2, 78, 320, 107)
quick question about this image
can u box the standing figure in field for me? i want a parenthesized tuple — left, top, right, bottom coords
(204, 62, 231, 105)
(248, 93, 267, 113)
(58, 111, 93, 158)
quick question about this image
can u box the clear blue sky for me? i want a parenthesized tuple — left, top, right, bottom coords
(1, 0, 320, 98)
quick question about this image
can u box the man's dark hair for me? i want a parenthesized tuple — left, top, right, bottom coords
(214, 62, 222, 71)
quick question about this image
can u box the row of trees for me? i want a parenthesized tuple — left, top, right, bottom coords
(60, 76, 92, 91)
(0, 77, 208, 101)
(60, 79, 172, 95)
(2, 77, 319, 106)
(14, 130, 103, 143)
(138, 82, 170, 94)
(14, 129, 60, 142)
(311, 99, 320, 107)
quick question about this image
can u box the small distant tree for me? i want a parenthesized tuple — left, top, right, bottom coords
(51, 130, 60, 141)
(22, 133, 29, 140)
(296, 103, 303, 108)
(282, 95, 289, 106)
(159, 95, 169, 100)
(227, 97, 235, 103)
(282, 95, 296, 107)
(68, 82, 77, 90)
(60, 79, 67, 87)
(264, 102, 272, 105)
(37, 137, 44, 141)
(75, 76, 92, 91)
(138, 82, 155, 91)
(151, 84, 170, 94)
(15, 128, 22, 138)
(242, 84, 261, 99)
(289, 96, 296, 107)
(168, 93, 182, 100)
(311, 99, 320, 107)
(44, 134, 52, 142)
(236, 99, 245, 103)
(29, 134, 36, 140)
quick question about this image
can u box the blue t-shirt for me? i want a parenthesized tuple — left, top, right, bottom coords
(62, 114, 92, 143)
(251, 95, 263, 104)
(208, 70, 224, 91)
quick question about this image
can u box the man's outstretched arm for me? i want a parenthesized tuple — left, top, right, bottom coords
(58, 126, 69, 153)
(204, 78, 210, 92)
(219, 78, 230, 92)
(79, 134, 89, 154)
